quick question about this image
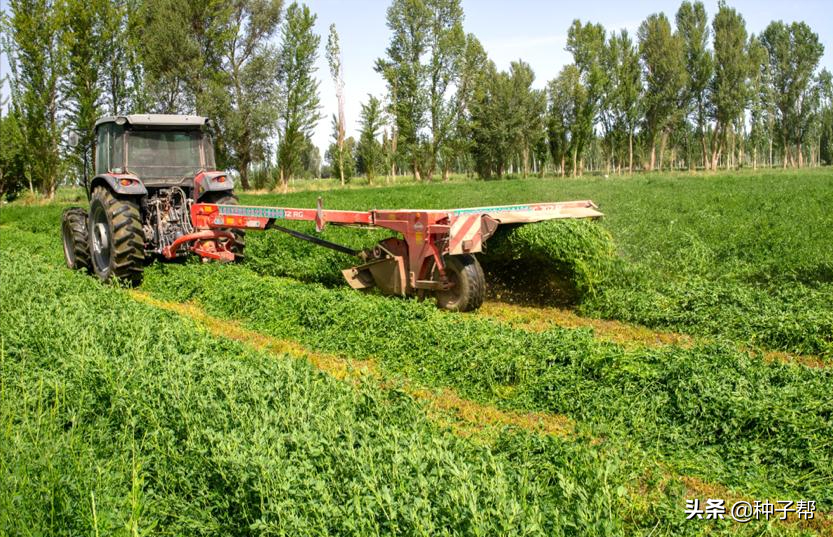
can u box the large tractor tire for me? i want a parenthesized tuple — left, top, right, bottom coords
(201, 192, 245, 259)
(88, 186, 145, 285)
(61, 207, 91, 272)
(435, 254, 486, 312)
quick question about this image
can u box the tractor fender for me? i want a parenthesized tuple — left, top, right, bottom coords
(195, 171, 234, 200)
(90, 174, 148, 197)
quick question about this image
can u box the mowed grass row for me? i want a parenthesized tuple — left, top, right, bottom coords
(136, 259, 833, 508)
(2, 204, 832, 510)
(2, 248, 645, 536)
(237, 169, 833, 356)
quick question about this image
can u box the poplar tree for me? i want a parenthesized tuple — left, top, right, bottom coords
(566, 20, 606, 175)
(277, 2, 321, 190)
(638, 13, 686, 171)
(375, 0, 430, 180)
(676, 0, 712, 169)
(5, 0, 65, 197)
(547, 65, 585, 176)
(357, 95, 385, 183)
(325, 23, 347, 186)
(211, 0, 283, 189)
(761, 21, 824, 167)
(709, 2, 748, 170)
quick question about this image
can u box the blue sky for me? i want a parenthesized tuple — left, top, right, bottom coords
(2, 0, 832, 153)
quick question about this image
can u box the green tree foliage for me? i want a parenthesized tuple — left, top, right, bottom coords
(357, 95, 385, 183)
(638, 13, 686, 171)
(470, 61, 544, 178)
(675, 1, 712, 169)
(761, 21, 825, 167)
(132, 0, 202, 112)
(0, 106, 27, 200)
(376, 0, 430, 180)
(424, 0, 465, 181)
(747, 34, 773, 169)
(277, 2, 321, 189)
(376, 0, 465, 181)
(600, 30, 641, 174)
(818, 69, 833, 165)
(445, 33, 488, 180)
(511, 61, 546, 178)
(61, 0, 110, 183)
(4, 0, 65, 198)
(547, 65, 585, 177)
(708, 2, 748, 170)
(210, 0, 283, 189)
(566, 20, 606, 176)
(101, 0, 137, 115)
(326, 133, 356, 182)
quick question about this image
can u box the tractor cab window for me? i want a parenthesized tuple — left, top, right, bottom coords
(111, 125, 125, 170)
(126, 130, 204, 179)
(95, 125, 110, 174)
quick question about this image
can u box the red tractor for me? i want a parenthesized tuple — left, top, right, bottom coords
(63, 114, 603, 312)
(62, 114, 242, 285)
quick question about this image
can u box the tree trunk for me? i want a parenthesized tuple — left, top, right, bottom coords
(710, 125, 721, 172)
(782, 136, 789, 168)
(240, 166, 250, 190)
(658, 131, 667, 172)
(338, 147, 345, 186)
(280, 167, 287, 193)
(629, 130, 634, 175)
(443, 165, 449, 182)
(571, 147, 577, 177)
(560, 156, 565, 178)
(798, 143, 803, 168)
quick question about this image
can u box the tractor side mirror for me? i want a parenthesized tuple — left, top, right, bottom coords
(68, 131, 79, 149)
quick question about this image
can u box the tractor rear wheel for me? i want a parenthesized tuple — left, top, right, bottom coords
(201, 192, 245, 258)
(88, 186, 145, 285)
(434, 254, 485, 312)
(61, 207, 91, 272)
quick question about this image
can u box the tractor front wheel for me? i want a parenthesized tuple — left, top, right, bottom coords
(61, 207, 91, 271)
(434, 254, 485, 312)
(88, 186, 145, 285)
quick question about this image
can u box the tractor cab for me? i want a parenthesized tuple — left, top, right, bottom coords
(92, 114, 219, 194)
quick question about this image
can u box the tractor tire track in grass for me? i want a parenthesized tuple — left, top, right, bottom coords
(130, 290, 574, 439)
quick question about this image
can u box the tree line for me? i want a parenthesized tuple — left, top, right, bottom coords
(1, 0, 831, 199)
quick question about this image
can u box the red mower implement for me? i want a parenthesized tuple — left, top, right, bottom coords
(62, 114, 603, 312)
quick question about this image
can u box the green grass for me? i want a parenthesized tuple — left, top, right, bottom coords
(1, 169, 830, 535)
(2, 248, 636, 536)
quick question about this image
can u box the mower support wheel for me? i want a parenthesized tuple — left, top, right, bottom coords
(435, 254, 486, 312)
(88, 186, 145, 285)
(61, 207, 91, 271)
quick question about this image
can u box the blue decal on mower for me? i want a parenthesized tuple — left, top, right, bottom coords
(218, 206, 285, 219)
(451, 204, 531, 215)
